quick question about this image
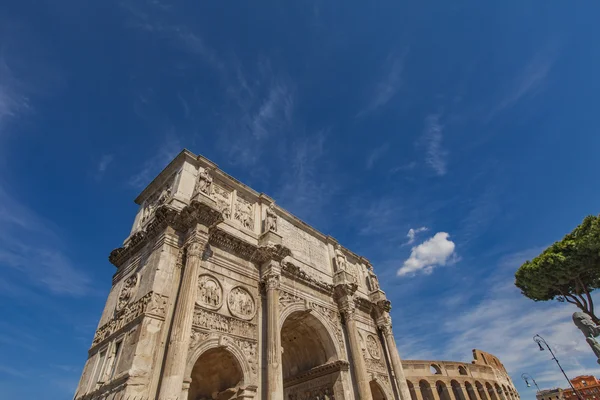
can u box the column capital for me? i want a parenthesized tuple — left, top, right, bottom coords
(253, 243, 291, 264)
(187, 240, 204, 258)
(263, 271, 281, 291)
(377, 312, 393, 333)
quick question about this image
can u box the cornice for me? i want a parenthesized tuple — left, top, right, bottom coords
(109, 200, 223, 268)
(281, 261, 334, 295)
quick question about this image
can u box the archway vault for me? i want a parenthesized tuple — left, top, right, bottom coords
(185, 334, 257, 399)
(280, 307, 340, 381)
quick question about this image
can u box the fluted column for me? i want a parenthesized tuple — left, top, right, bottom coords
(334, 277, 372, 400)
(158, 230, 208, 400)
(264, 268, 283, 400)
(346, 303, 373, 400)
(378, 316, 412, 400)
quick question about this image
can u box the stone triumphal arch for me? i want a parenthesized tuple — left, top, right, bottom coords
(74, 150, 519, 400)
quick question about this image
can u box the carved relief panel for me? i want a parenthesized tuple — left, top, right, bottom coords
(212, 182, 233, 220)
(227, 286, 256, 320)
(196, 275, 223, 311)
(234, 195, 254, 230)
(140, 178, 174, 225)
(115, 273, 139, 314)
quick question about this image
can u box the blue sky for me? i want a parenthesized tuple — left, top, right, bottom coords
(1, 1, 600, 399)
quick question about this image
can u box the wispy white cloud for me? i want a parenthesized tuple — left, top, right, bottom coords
(0, 185, 92, 296)
(0, 57, 29, 138)
(128, 134, 181, 188)
(405, 226, 428, 245)
(275, 129, 338, 222)
(358, 50, 408, 117)
(366, 143, 390, 170)
(398, 232, 457, 276)
(94, 154, 114, 180)
(422, 114, 448, 176)
(488, 45, 559, 120)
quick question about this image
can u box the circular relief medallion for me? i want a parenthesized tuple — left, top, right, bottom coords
(115, 273, 139, 314)
(366, 335, 381, 359)
(197, 275, 223, 310)
(227, 286, 256, 320)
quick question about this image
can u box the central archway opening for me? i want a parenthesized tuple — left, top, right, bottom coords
(281, 310, 339, 398)
(188, 347, 243, 400)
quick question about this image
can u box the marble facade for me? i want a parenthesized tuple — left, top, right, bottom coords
(74, 150, 519, 400)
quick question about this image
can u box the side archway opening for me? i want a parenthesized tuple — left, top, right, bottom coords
(187, 347, 244, 400)
(370, 380, 387, 400)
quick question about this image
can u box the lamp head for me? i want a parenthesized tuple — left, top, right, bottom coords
(537, 341, 545, 351)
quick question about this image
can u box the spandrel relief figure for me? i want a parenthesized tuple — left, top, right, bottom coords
(265, 203, 278, 232)
(335, 244, 347, 272)
(195, 167, 213, 196)
(573, 312, 600, 363)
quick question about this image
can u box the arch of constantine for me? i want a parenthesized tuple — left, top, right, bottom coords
(74, 150, 520, 400)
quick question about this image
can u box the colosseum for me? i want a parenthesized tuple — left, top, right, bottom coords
(74, 150, 521, 400)
(403, 350, 519, 400)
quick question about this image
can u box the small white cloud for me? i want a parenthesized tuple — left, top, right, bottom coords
(398, 232, 456, 276)
(405, 226, 428, 245)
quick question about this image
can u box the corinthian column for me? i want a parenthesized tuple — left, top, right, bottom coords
(379, 315, 411, 400)
(334, 275, 372, 400)
(264, 267, 283, 400)
(158, 228, 208, 400)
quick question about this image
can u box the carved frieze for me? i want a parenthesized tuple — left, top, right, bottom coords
(196, 275, 223, 311)
(366, 335, 381, 359)
(93, 292, 168, 347)
(228, 286, 256, 320)
(192, 308, 257, 340)
(115, 273, 139, 314)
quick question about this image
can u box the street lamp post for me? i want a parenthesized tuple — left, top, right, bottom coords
(521, 373, 541, 393)
(533, 334, 583, 400)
